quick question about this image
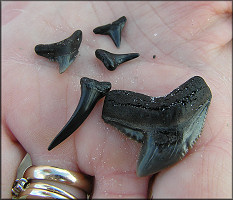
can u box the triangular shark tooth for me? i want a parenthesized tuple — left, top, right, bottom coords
(95, 49, 139, 71)
(93, 16, 127, 48)
(102, 76, 212, 177)
(35, 30, 82, 73)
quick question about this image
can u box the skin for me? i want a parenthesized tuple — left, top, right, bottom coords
(2, 1, 232, 198)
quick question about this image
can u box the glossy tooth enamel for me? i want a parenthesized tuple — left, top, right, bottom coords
(95, 49, 139, 71)
(102, 76, 212, 177)
(48, 77, 111, 151)
(93, 16, 127, 48)
(35, 30, 82, 73)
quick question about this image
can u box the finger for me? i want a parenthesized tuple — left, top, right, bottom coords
(2, 82, 89, 198)
(2, 78, 89, 199)
(74, 112, 151, 198)
(1, 122, 26, 198)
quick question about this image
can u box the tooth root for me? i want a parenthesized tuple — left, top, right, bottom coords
(48, 77, 111, 151)
(35, 30, 82, 73)
(93, 16, 127, 48)
(95, 49, 139, 71)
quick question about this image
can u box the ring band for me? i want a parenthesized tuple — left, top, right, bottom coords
(18, 182, 77, 199)
(19, 188, 71, 199)
(12, 160, 93, 199)
(23, 166, 92, 194)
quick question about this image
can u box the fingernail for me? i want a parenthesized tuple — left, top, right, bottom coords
(95, 49, 139, 71)
(102, 76, 212, 176)
(35, 30, 82, 74)
(48, 77, 111, 151)
(93, 16, 127, 48)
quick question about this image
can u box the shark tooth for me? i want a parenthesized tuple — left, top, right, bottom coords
(102, 76, 212, 177)
(95, 49, 139, 71)
(35, 30, 82, 73)
(93, 16, 127, 48)
(48, 77, 111, 151)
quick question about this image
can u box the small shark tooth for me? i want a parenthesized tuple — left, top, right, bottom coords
(35, 30, 82, 74)
(93, 16, 127, 48)
(48, 77, 111, 151)
(102, 76, 212, 177)
(95, 49, 139, 71)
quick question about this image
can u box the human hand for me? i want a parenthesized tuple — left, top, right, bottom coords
(2, 1, 232, 198)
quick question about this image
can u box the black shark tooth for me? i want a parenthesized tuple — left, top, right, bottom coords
(35, 30, 82, 74)
(48, 77, 111, 151)
(93, 16, 127, 48)
(95, 49, 139, 71)
(102, 76, 212, 177)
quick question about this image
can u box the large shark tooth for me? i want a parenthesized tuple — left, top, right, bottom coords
(93, 16, 127, 48)
(35, 30, 82, 73)
(102, 76, 212, 177)
(95, 49, 139, 71)
(48, 77, 111, 151)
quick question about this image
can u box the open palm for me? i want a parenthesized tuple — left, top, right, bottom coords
(2, 1, 232, 198)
